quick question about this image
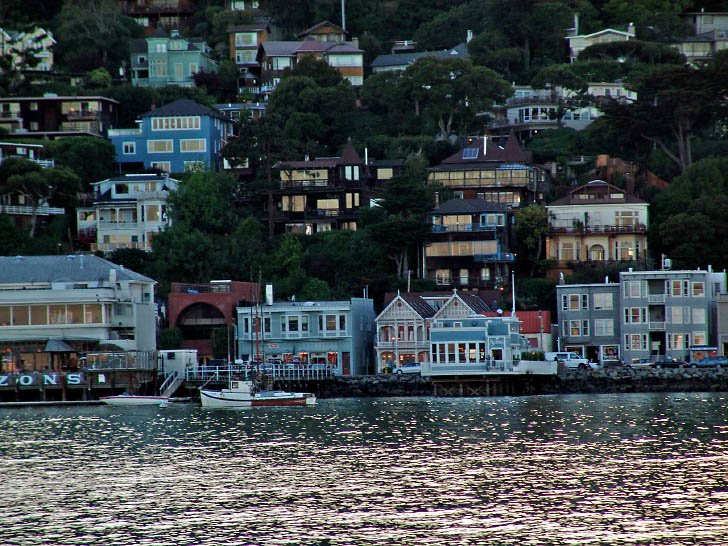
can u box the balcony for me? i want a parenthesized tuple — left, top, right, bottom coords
(648, 294, 666, 304)
(431, 224, 498, 233)
(65, 110, 101, 120)
(474, 252, 516, 263)
(91, 242, 151, 252)
(0, 204, 65, 216)
(108, 128, 142, 137)
(648, 321, 666, 331)
(549, 223, 647, 235)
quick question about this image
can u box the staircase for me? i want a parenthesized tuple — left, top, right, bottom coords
(160, 372, 185, 398)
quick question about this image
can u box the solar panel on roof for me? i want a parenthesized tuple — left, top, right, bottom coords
(462, 147, 479, 159)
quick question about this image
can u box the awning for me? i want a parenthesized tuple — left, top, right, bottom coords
(44, 339, 77, 353)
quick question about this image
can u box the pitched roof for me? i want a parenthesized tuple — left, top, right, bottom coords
(548, 179, 647, 206)
(433, 198, 508, 214)
(260, 41, 299, 57)
(227, 24, 269, 32)
(339, 141, 361, 164)
(295, 20, 346, 39)
(437, 133, 532, 165)
(0, 255, 154, 284)
(274, 142, 363, 169)
(456, 292, 492, 313)
(323, 41, 363, 54)
(142, 99, 229, 121)
(371, 49, 462, 68)
(130, 38, 147, 53)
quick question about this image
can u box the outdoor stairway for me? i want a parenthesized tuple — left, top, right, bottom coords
(160, 372, 185, 398)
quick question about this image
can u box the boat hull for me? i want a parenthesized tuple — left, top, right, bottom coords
(100, 395, 169, 406)
(200, 388, 315, 409)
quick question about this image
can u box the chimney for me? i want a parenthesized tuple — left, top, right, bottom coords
(352, 36, 359, 49)
(574, 13, 579, 35)
(466, 30, 473, 43)
(434, 192, 440, 207)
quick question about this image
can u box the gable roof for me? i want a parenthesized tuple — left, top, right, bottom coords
(260, 41, 299, 57)
(228, 24, 269, 33)
(295, 20, 346, 39)
(0, 255, 154, 284)
(379, 292, 437, 319)
(548, 179, 647, 206)
(435, 133, 532, 166)
(273, 141, 363, 169)
(142, 99, 229, 121)
(455, 292, 492, 314)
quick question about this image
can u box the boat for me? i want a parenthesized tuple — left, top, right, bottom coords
(199, 379, 316, 409)
(100, 393, 170, 406)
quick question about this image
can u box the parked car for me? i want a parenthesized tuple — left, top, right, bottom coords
(395, 362, 421, 374)
(687, 356, 728, 368)
(651, 358, 686, 369)
(545, 352, 597, 370)
(629, 358, 655, 369)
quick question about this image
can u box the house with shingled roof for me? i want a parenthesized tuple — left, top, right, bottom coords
(108, 99, 235, 174)
(371, 43, 469, 73)
(375, 289, 494, 372)
(227, 24, 271, 93)
(268, 141, 399, 236)
(428, 134, 547, 209)
(546, 180, 649, 276)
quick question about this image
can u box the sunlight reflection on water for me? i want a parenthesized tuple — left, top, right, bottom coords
(2, 393, 728, 545)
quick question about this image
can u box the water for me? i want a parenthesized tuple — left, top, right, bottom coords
(2, 393, 728, 545)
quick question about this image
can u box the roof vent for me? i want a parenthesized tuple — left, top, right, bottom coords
(15, 255, 23, 263)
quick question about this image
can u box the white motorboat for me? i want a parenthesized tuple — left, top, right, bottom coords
(100, 394, 170, 406)
(200, 379, 316, 409)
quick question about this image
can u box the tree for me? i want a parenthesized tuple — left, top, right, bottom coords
(44, 137, 117, 188)
(530, 64, 590, 128)
(368, 154, 434, 279)
(54, 0, 143, 72)
(514, 205, 549, 276)
(413, 3, 487, 51)
(158, 328, 183, 350)
(167, 171, 239, 234)
(399, 56, 512, 139)
(578, 40, 686, 65)
(282, 55, 343, 88)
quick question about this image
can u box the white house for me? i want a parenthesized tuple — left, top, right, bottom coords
(0, 255, 157, 372)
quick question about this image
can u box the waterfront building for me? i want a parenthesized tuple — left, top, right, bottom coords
(237, 296, 375, 375)
(556, 281, 622, 365)
(108, 99, 235, 173)
(0, 95, 119, 139)
(76, 173, 178, 252)
(483, 310, 554, 353)
(0, 255, 156, 372)
(425, 314, 531, 377)
(130, 29, 217, 87)
(168, 280, 259, 363)
(375, 290, 494, 372)
(619, 269, 725, 363)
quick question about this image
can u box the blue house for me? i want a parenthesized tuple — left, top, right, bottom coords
(108, 99, 235, 173)
(236, 297, 376, 376)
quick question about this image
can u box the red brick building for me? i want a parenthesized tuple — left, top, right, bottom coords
(168, 280, 259, 362)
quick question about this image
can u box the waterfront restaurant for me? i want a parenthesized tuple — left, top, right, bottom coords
(0, 255, 157, 372)
(424, 314, 533, 377)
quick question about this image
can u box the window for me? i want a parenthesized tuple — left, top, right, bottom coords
(616, 240, 634, 260)
(668, 279, 690, 297)
(175, 63, 183, 78)
(693, 282, 705, 297)
(624, 280, 643, 298)
(594, 319, 614, 336)
(593, 293, 613, 310)
(693, 331, 706, 345)
(670, 306, 683, 324)
(668, 333, 685, 350)
(180, 139, 206, 152)
(561, 242, 579, 261)
(235, 32, 257, 47)
(152, 116, 200, 131)
(692, 308, 706, 324)
(189, 63, 198, 75)
(147, 140, 173, 153)
(563, 293, 587, 311)
(569, 320, 589, 337)
(625, 334, 647, 350)
(30, 102, 38, 111)
(236, 50, 257, 64)
(615, 210, 637, 227)
(123, 142, 136, 155)
(150, 161, 170, 172)
(436, 269, 450, 285)
(624, 307, 647, 324)
(272, 57, 292, 70)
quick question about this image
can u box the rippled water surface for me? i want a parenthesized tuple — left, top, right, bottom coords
(3, 393, 728, 545)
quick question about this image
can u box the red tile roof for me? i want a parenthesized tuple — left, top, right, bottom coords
(482, 310, 552, 334)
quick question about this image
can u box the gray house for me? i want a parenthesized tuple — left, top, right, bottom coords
(236, 297, 375, 375)
(556, 281, 621, 366)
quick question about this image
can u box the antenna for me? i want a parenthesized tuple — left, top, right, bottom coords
(511, 272, 516, 317)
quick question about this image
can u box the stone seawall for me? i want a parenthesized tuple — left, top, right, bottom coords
(317, 367, 728, 398)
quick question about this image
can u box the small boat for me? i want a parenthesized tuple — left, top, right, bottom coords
(200, 379, 316, 409)
(100, 393, 170, 406)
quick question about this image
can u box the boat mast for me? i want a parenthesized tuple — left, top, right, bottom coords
(255, 269, 261, 374)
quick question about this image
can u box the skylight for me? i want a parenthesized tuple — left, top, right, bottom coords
(462, 147, 479, 159)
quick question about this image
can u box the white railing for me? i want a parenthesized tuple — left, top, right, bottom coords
(648, 321, 666, 330)
(107, 128, 142, 136)
(648, 294, 666, 304)
(0, 205, 65, 215)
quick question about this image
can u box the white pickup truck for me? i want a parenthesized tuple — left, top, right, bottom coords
(545, 352, 598, 370)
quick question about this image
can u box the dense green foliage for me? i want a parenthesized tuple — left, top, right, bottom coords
(2, 0, 728, 308)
